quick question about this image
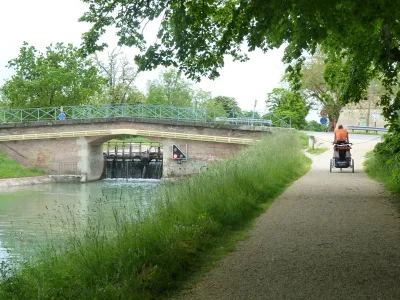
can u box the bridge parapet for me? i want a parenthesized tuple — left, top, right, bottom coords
(0, 104, 292, 128)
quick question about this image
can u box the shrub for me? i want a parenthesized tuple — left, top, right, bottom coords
(364, 133, 400, 192)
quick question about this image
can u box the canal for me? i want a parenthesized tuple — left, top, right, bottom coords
(0, 180, 160, 262)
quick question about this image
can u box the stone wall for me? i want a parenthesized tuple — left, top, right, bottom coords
(160, 139, 246, 177)
(338, 108, 387, 128)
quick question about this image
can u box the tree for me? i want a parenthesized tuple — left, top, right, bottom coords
(192, 89, 212, 108)
(241, 111, 261, 119)
(79, 0, 400, 131)
(146, 69, 193, 107)
(212, 96, 242, 117)
(198, 98, 226, 117)
(299, 51, 350, 131)
(89, 87, 146, 105)
(92, 48, 144, 104)
(266, 88, 309, 129)
(305, 120, 328, 132)
(0, 92, 9, 107)
(1, 42, 105, 108)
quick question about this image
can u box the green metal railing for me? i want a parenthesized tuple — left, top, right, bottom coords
(0, 104, 291, 128)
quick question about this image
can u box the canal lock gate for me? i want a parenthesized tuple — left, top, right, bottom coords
(104, 142, 163, 179)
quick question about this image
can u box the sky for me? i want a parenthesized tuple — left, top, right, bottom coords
(0, 0, 318, 119)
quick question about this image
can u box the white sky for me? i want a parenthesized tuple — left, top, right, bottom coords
(0, 0, 318, 119)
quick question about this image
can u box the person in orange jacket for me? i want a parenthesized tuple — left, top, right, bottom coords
(334, 125, 349, 144)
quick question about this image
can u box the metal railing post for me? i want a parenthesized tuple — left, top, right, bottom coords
(309, 135, 315, 149)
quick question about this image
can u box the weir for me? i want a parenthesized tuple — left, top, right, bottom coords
(104, 142, 163, 179)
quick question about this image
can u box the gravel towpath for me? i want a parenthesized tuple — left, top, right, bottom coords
(176, 133, 400, 300)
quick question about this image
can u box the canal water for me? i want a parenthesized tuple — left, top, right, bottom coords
(0, 180, 160, 262)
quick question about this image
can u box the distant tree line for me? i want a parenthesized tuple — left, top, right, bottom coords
(0, 43, 264, 121)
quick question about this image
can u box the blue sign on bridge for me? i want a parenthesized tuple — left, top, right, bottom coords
(59, 112, 66, 121)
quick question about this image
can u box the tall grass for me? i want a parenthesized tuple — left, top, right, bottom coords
(364, 133, 400, 193)
(0, 132, 311, 300)
(298, 132, 309, 148)
(364, 151, 400, 193)
(0, 153, 45, 178)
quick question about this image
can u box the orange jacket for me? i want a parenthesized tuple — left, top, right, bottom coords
(334, 128, 349, 142)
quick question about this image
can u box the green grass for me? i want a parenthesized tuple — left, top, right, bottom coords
(103, 136, 161, 150)
(364, 151, 400, 212)
(349, 130, 385, 136)
(298, 132, 309, 148)
(0, 153, 46, 179)
(307, 147, 328, 155)
(364, 151, 400, 193)
(0, 132, 311, 300)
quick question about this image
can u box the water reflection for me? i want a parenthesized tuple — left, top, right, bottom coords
(0, 179, 160, 261)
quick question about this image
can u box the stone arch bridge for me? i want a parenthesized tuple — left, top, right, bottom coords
(0, 117, 275, 181)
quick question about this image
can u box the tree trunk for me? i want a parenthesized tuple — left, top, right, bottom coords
(327, 120, 334, 132)
(327, 107, 342, 132)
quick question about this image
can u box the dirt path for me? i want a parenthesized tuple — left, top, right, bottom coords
(176, 133, 400, 300)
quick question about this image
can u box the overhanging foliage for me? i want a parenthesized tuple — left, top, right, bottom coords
(80, 0, 400, 131)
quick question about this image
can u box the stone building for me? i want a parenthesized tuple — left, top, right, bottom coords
(337, 81, 388, 128)
(337, 101, 387, 128)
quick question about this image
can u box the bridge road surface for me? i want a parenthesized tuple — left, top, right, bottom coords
(175, 132, 400, 300)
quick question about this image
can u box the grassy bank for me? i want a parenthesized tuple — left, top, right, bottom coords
(298, 132, 327, 155)
(349, 131, 385, 136)
(307, 148, 328, 155)
(0, 153, 45, 179)
(0, 132, 311, 300)
(298, 132, 309, 148)
(364, 151, 400, 193)
(364, 133, 400, 193)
